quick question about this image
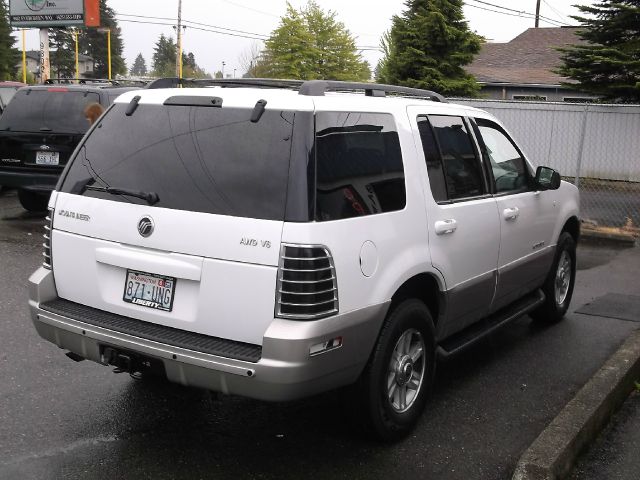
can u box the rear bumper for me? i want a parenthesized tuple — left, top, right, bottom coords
(28, 267, 388, 401)
(0, 167, 60, 191)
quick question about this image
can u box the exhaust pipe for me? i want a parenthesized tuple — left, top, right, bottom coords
(65, 351, 85, 362)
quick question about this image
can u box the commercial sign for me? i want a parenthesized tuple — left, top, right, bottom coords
(9, 0, 85, 27)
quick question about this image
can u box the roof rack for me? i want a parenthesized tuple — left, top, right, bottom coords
(298, 80, 447, 102)
(43, 78, 148, 87)
(146, 77, 304, 90)
(145, 77, 446, 102)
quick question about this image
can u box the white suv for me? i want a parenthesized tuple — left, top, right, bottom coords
(28, 79, 579, 440)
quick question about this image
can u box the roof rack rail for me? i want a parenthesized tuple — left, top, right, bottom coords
(298, 80, 447, 102)
(146, 77, 304, 90)
(43, 78, 148, 87)
(145, 77, 446, 102)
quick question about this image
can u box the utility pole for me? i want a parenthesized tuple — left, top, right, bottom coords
(175, 0, 183, 77)
(535, 0, 541, 28)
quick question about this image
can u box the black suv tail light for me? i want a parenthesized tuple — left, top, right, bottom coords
(276, 245, 338, 320)
(43, 209, 53, 269)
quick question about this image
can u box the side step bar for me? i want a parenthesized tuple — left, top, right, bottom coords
(436, 289, 545, 360)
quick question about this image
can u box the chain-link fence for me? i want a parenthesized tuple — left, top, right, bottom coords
(455, 99, 640, 233)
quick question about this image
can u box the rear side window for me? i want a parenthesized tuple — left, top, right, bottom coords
(314, 112, 405, 221)
(60, 103, 296, 221)
(0, 89, 100, 134)
(418, 115, 485, 202)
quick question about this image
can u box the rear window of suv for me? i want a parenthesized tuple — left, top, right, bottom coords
(59, 103, 297, 221)
(0, 89, 100, 134)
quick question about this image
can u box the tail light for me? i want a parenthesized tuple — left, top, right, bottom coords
(43, 208, 53, 269)
(276, 244, 338, 320)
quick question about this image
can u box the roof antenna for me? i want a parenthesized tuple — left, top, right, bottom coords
(250, 99, 267, 123)
(125, 95, 141, 116)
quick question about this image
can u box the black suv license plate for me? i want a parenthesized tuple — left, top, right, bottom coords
(123, 269, 176, 312)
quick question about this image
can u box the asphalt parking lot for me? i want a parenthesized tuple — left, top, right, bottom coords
(0, 188, 638, 480)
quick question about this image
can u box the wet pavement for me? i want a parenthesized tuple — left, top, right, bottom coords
(570, 390, 640, 480)
(0, 189, 638, 480)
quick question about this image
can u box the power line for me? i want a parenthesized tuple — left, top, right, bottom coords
(464, 0, 570, 27)
(466, 0, 571, 26)
(115, 15, 380, 52)
(541, 0, 570, 23)
(115, 18, 268, 41)
(218, 0, 280, 19)
(116, 13, 269, 39)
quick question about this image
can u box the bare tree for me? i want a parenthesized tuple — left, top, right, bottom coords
(238, 42, 266, 78)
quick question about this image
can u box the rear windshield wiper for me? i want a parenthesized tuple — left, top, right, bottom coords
(85, 185, 160, 205)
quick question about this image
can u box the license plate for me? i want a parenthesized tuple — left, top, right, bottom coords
(123, 269, 176, 312)
(35, 150, 59, 165)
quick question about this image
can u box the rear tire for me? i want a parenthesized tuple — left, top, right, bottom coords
(355, 299, 436, 441)
(530, 232, 576, 324)
(18, 189, 49, 212)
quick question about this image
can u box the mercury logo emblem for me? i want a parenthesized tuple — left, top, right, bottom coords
(25, 0, 47, 11)
(137, 217, 154, 237)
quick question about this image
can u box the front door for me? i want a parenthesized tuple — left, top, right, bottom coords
(472, 117, 557, 311)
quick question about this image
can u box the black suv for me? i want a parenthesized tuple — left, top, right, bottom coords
(0, 81, 142, 211)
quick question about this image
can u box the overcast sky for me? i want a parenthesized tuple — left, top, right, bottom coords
(14, 0, 593, 77)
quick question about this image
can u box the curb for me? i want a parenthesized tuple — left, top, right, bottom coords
(581, 230, 637, 247)
(512, 328, 640, 480)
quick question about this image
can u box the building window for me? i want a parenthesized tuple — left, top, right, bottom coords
(512, 95, 547, 101)
(562, 97, 594, 103)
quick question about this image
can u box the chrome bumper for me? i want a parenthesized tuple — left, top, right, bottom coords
(28, 267, 388, 401)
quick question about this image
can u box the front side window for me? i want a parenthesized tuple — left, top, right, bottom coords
(314, 112, 405, 221)
(419, 115, 485, 201)
(475, 118, 529, 193)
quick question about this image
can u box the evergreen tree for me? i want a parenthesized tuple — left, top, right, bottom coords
(152, 34, 176, 76)
(0, 1, 18, 80)
(260, 1, 370, 81)
(152, 34, 208, 78)
(130, 53, 148, 76)
(50, 29, 75, 78)
(378, 0, 482, 97)
(78, 0, 126, 78)
(557, 0, 640, 102)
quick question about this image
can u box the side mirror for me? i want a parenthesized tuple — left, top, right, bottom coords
(535, 166, 561, 190)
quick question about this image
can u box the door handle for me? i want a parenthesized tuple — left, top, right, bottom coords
(503, 207, 520, 221)
(435, 219, 458, 235)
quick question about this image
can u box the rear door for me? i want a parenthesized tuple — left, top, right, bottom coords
(409, 109, 500, 338)
(51, 100, 302, 346)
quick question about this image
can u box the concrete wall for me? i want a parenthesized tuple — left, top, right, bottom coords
(454, 99, 640, 182)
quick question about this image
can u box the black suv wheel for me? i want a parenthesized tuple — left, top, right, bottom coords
(18, 189, 49, 212)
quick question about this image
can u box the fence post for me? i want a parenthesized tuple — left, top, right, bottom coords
(574, 105, 589, 187)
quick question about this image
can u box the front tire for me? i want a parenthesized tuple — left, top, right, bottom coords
(18, 189, 49, 212)
(531, 232, 576, 324)
(355, 299, 436, 441)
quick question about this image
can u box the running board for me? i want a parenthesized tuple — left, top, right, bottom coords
(436, 289, 545, 360)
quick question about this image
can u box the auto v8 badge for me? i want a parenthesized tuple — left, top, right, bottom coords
(58, 209, 90, 222)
